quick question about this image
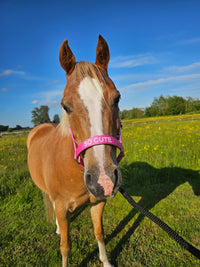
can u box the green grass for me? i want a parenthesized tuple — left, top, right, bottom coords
(0, 117, 200, 266)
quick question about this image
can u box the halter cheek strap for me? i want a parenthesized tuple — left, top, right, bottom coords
(69, 120, 124, 168)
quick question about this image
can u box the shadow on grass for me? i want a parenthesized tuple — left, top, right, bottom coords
(70, 205, 87, 222)
(79, 161, 200, 266)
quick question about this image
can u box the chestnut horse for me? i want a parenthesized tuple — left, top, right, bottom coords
(27, 35, 123, 267)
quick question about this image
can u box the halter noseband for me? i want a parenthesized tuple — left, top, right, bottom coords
(69, 119, 124, 168)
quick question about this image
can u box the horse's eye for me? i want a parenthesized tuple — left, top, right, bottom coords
(113, 95, 121, 107)
(61, 103, 72, 114)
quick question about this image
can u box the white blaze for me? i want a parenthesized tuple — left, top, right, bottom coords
(78, 77, 114, 196)
(79, 77, 103, 137)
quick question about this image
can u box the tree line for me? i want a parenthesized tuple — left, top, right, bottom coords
(31, 96, 200, 124)
(0, 125, 31, 133)
(1, 95, 200, 132)
(120, 95, 200, 120)
(0, 106, 60, 132)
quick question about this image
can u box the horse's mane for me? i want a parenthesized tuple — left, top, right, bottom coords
(58, 108, 70, 136)
(58, 61, 107, 137)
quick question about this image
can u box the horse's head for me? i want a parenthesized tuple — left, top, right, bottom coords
(60, 35, 123, 200)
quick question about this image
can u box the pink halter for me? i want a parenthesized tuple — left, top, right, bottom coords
(69, 119, 124, 168)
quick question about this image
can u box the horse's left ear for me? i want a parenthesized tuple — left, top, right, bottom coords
(95, 35, 110, 71)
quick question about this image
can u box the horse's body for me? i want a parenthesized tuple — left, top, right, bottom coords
(27, 35, 122, 267)
(27, 123, 91, 209)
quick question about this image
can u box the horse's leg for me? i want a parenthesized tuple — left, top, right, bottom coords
(53, 202, 60, 235)
(55, 201, 70, 267)
(91, 201, 114, 267)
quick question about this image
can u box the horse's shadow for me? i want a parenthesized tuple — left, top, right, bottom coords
(79, 161, 200, 266)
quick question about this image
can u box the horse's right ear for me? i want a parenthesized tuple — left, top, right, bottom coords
(59, 39, 76, 75)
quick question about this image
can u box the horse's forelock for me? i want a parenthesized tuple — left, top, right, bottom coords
(75, 62, 108, 103)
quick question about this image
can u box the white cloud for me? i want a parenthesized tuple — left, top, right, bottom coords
(165, 62, 200, 73)
(170, 84, 200, 95)
(114, 58, 200, 109)
(174, 37, 200, 46)
(0, 69, 15, 76)
(31, 87, 64, 108)
(0, 68, 43, 81)
(14, 70, 25, 76)
(38, 89, 63, 101)
(0, 88, 8, 92)
(111, 73, 154, 82)
(123, 73, 200, 92)
(31, 100, 39, 104)
(0, 69, 26, 77)
(40, 80, 59, 87)
(156, 32, 185, 41)
(31, 89, 62, 108)
(47, 101, 60, 108)
(109, 53, 158, 68)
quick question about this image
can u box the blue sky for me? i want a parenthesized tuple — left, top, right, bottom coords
(0, 0, 200, 127)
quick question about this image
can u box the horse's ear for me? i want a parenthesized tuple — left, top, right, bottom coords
(95, 35, 110, 71)
(59, 39, 76, 75)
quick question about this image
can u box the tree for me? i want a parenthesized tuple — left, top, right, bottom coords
(167, 96, 186, 115)
(145, 95, 187, 117)
(188, 97, 200, 112)
(0, 125, 9, 132)
(144, 104, 159, 117)
(15, 125, 22, 130)
(145, 95, 168, 117)
(120, 108, 144, 120)
(53, 114, 60, 124)
(120, 95, 200, 120)
(130, 108, 144, 118)
(31, 105, 51, 127)
(120, 109, 129, 120)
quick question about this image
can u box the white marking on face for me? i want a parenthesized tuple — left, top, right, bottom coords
(79, 77, 103, 137)
(78, 77, 114, 196)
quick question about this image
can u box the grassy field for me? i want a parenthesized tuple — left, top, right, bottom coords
(0, 115, 200, 266)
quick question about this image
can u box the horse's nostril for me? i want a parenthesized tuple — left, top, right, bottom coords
(86, 173, 92, 186)
(114, 169, 119, 189)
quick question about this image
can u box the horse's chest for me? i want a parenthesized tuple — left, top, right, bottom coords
(67, 192, 90, 212)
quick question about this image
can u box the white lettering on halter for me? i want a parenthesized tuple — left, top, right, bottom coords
(83, 136, 112, 147)
(94, 137, 99, 143)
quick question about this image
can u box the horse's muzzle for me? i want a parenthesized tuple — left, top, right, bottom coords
(84, 166, 122, 199)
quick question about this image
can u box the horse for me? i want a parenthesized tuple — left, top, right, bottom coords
(27, 35, 124, 267)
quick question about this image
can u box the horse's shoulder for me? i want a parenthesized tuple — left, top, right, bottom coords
(27, 123, 57, 149)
